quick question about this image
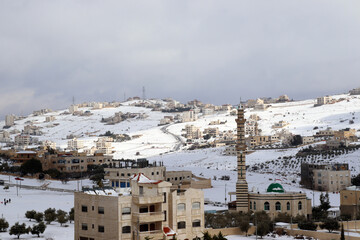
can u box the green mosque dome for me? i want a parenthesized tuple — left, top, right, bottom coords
(266, 183, 285, 193)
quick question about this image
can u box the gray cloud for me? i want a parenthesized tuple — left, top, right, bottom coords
(1, 0, 360, 118)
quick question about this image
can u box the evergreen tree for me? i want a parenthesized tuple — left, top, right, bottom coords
(239, 220, 250, 236)
(203, 231, 212, 240)
(34, 212, 44, 223)
(69, 208, 74, 223)
(31, 221, 46, 237)
(56, 209, 68, 226)
(44, 208, 56, 224)
(25, 210, 37, 221)
(9, 222, 29, 239)
(0, 218, 9, 232)
(319, 218, 340, 233)
(20, 158, 42, 175)
(256, 221, 270, 238)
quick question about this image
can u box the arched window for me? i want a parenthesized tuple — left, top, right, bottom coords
(264, 202, 270, 211)
(298, 201, 302, 210)
(254, 202, 256, 210)
(192, 202, 200, 209)
(275, 202, 281, 211)
(177, 203, 186, 211)
(250, 202, 252, 210)
(287, 202, 290, 211)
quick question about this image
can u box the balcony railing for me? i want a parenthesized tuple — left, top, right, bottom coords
(133, 212, 164, 223)
(133, 194, 163, 204)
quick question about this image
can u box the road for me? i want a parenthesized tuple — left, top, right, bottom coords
(160, 124, 185, 151)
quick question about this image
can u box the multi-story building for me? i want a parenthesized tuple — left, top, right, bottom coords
(334, 128, 357, 142)
(181, 110, 197, 123)
(105, 159, 211, 190)
(14, 134, 31, 146)
(0, 130, 10, 143)
(349, 88, 360, 95)
(315, 96, 333, 106)
(69, 104, 79, 114)
(184, 125, 202, 139)
(45, 116, 56, 122)
(203, 127, 219, 138)
(340, 186, 360, 219)
(272, 121, 289, 129)
(301, 163, 351, 192)
(5, 115, 15, 127)
(96, 137, 113, 155)
(314, 128, 335, 138)
(74, 173, 204, 240)
(245, 120, 258, 136)
(68, 138, 84, 150)
(42, 153, 113, 172)
(23, 125, 43, 136)
(302, 136, 315, 145)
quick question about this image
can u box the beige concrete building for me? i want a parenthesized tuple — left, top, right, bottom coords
(301, 163, 351, 192)
(302, 136, 315, 145)
(313, 167, 351, 192)
(75, 173, 204, 240)
(42, 154, 113, 172)
(184, 125, 202, 139)
(340, 186, 360, 219)
(68, 138, 85, 150)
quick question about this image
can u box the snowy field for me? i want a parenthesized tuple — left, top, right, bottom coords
(0, 179, 74, 240)
(1, 94, 360, 239)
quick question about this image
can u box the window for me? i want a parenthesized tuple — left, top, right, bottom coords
(139, 186, 144, 195)
(167, 178, 170, 181)
(264, 202, 270, 211)
(318, 179, 322, 184)
(122, 207, 131, 215)
(192, 219, 201, 227)
(98, 207, 104, 214)
(250, 202, 252, 210)
(152, 172, 154, 175)
(121, 173, 124, 176)
(192, 202, 200, 209)
(157, 171, 159, 175)
(298, 201, 302, 210)
(140, 207, 148, 213)
(275, 202, 281, 211)
(81, 205, 88, 212)
(287, 202, 290, 211)
(177, 203, 186, 211)
(140, 224, 148, 232)
(92, 206, 94, 211)
(98, 225, 105, 233)
(122, 226, 131, 234)
(81, 223, 88, 230)
(178, 221, 186, 229)
(253, 202, 256, 210)
(163, 192, 167, 203)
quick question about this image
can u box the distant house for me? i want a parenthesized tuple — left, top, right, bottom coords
(349, 87, 360, 95)
(315, 96, 333, 106)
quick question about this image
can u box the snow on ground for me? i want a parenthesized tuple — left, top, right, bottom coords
(0, 177, 74, 240)
(150, 147, 341, 208)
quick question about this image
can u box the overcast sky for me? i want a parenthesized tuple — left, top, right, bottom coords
(0, 0, 360, 118)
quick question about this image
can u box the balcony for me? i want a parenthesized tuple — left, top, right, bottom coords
(133, 212, 164, 223)
(138, 230, 164, 240)
(133, 194, 163, 204)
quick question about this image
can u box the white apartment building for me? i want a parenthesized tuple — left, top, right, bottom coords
(14, 134, 31, 146)
(69, 104, 79, 114)
(316, 96, 333, 106)
(5, 115, 15, 127)
(45, 116, 56, 122)
(68, 138, 84, 150)
(0, 130, 10, 143)
(182, 110, 197, 123)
